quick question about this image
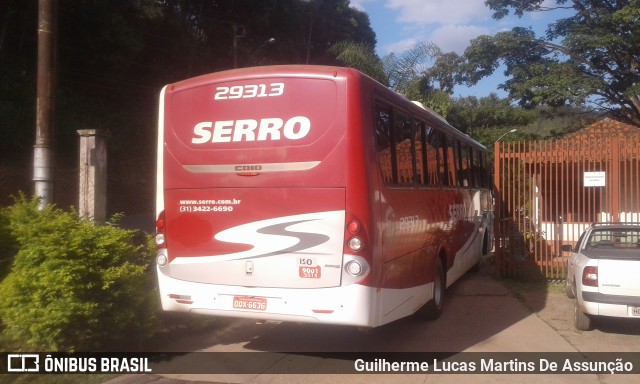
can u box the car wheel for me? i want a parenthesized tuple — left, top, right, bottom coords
(415, 257, 445, 320)
(565, 276, 574, 299)
(573, 295, 592, 331)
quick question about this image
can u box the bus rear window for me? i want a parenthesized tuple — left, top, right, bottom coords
(165, 77, 339, 166)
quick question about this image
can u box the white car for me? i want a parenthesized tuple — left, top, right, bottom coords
(564, 223, 640, 330)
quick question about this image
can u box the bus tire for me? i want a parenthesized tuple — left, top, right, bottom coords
(415, 257, 445, 321)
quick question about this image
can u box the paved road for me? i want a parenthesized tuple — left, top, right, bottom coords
(106, 262, 640, 384)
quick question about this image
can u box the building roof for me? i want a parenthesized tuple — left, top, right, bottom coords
(498, 118, 640, 163)
(563, 118, 640, 144)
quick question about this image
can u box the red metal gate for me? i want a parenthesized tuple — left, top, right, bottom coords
(493, 119, 640, 278)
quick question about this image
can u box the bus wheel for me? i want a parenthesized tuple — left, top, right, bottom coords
(415, 257, 445, 321)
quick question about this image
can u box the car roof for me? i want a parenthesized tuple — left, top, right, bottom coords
(590, 222, 640, 229)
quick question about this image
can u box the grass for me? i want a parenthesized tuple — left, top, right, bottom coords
(500, 276, 565, 296)
(498, 273, 566, 315)
(494, 258, 567, 298)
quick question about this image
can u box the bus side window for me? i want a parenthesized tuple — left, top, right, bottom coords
(440, 136, 457, 187)
(450, 139, 460, 187)
(415, 122, 426, 185)
(394, 112, 414, 186)
(469, 147, 479, 188)
(433, 130, 448, 186)
(478, 151, 488, 188)
(458, 143, 470, 187)
(423, 124, 440, 187)
(375, 106, 395, 185)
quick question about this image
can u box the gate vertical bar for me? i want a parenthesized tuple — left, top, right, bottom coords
(634, 136, 640, 222)
(516, 141, 523, 275)
(508, 140, 516, 276)
(618, 136, 631, 222)
(529, 140, 539, 271)
(610, 137, 621, 222)
(494, 141, 503, 277)
(542, 139, 550, 267)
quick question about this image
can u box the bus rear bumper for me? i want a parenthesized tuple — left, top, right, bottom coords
(157, 267, 379, 327)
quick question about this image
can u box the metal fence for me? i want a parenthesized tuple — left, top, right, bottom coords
(493, 119, 640, 278)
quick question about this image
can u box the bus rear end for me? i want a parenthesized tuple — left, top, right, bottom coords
(155, 66, 374, 326)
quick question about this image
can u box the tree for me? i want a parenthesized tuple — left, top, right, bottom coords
(444, 0, 640, 124)
(382, 41, 441, 94)
(0, 0, 378, 166)
(330, 40, 454, 115)
(447, 93, 538, 132)
(328, 41, 388, 84)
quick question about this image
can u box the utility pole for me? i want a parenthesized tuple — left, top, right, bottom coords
(34, 0, 56, 208)
(233, 24, 246, 68)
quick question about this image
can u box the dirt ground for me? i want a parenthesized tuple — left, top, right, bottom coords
(514, 280, 640, 353)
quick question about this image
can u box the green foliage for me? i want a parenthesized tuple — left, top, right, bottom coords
(1, 0, 378, 165)
(448, 93, 538, 132)
(0, 204, 18, 281)
(382, 41, 442, 95)
(0, 195, 159, 351)
(451, 0, 640, 123)
(329, 41, 388, 85)
(422, 90, 453, 119)
(466, 104, 600, 165)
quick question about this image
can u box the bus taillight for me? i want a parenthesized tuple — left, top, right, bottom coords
(346, 218, 365, 252)
(347, 220, 361, 234)
(347, 237, 364, 252)
(155, 211, 169, 267)
(155, 211, 166, 248)
(342, 216, 371, 284)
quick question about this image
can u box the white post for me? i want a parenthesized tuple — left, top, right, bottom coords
(78, 129, 108, 223)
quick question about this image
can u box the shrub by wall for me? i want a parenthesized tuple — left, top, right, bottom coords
(0, 195, 159, 351)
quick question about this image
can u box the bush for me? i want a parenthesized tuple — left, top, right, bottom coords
(0, 195, 159, 351)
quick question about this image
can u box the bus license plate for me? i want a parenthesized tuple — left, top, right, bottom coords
(632, 307, 640, 317)
(233, 296, 267, 311)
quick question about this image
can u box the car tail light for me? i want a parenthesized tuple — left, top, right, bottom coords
(582, 266, 598, 287)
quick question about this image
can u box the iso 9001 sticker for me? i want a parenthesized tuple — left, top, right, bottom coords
(298, 257, 321, 278)
(299, 266, 321, 279)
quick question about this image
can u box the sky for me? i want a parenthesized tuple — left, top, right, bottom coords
(349, 0, 570, 98)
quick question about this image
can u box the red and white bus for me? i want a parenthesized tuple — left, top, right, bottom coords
(155, 65, 493, 327)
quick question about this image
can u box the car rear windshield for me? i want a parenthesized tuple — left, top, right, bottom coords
(585, 228, 640, 251)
